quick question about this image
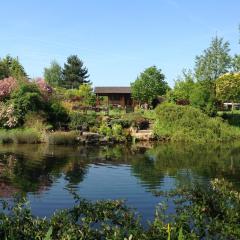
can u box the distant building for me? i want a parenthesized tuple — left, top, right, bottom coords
(94, 86, 133, 107)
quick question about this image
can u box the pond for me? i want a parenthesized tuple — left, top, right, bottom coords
(0, 142, 240, 223)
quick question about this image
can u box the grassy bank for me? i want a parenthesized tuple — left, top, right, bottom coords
(154, 103, 240, 143)
(0, 128, 42, 144)
(0, 179, 239, 239)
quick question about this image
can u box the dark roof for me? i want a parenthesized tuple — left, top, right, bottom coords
(94, 87, 131, 94)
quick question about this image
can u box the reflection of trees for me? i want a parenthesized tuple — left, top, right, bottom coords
(0, 145, 91, 196)
(145, 142, 240, 188)
(1, 142, 240, 197)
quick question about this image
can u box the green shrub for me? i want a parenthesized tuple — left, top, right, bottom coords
(99, 122, 112, 138)
(69, 112, 97, 130)
(122, 113, 149, 130)
(11, 83, 44, 124)
(46, 101, 69, 129)
(48, 131, 78, 145)
(0, 179, 239, 239)
(154, 103, 240, 142)
(109, 118, 131, 128)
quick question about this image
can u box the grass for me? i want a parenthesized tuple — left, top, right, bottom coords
(154, 103, 240, 143)
(0, 128, 42, 144)
(47, 131, 78, 145)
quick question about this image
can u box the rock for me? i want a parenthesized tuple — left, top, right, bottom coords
(80, 132, 101, 144)
(131, 130, 155, 141)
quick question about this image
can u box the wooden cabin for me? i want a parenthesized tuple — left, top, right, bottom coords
(94, 87, 133, 108)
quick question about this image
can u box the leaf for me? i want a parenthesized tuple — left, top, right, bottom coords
(178, 227, 184, 240)
(44, 226, 53, 240)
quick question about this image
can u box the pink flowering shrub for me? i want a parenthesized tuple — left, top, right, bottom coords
(35, 78, 53, 99)
(0, 77, 17, 100)
(0, 102, 18, 128)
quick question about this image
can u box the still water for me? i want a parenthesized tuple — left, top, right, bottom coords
(0, 142, 240, 222)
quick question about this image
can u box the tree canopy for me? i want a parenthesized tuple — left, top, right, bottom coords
(131, 66, 169, 105)
(44, 60, 63, 87)
(195, 36, 232, 82)
(216, 73, 240, 103)
(0, 55, 27, 80)
(62, 55, 90, 89)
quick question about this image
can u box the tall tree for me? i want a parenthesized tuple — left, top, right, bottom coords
(232, 55, 240, 72)
(0, 61, 9, 80)
(216, 73, 240, 106)
(62, 55, 90, 89)
(168, 69, 195, 102)
(195, 36, 232, 82)
(44, 60, 63, 87)
(232, 25, 240, 72)
(131, 66, 169, 105)
(0, 55, 27, 80)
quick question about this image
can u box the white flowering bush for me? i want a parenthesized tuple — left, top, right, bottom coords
(0, 102, 18, 128)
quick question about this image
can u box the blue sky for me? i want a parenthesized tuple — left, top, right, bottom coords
(0, 0, 239, 87)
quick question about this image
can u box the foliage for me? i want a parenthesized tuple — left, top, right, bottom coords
(195, 36, 232, 82)
(218, 110, 240, 127)
(154, 103, 240, 143)
(131, 66, 169, 104)
(46, 101, 69, 129)
(0, 55, 27, 80)
(66, 83, 96, 106)
(0, 128, 42, 144)
(99, 122, 112, 138)
(0, 77, 17, 101)
(10, 83, 44, 125)
(47, 131, 78, 145)
(189, 81, 217, 116)
(62, 55, 90, 89)
(216, 72, 240, 103)
(35, 78, 53, 98)
(232, 54, 240, 72)
(122, 112, 149, 130)
(69, 112, 97, 130)
(0, 179, 240, 239)
(109, 118, 131, 128)
(0, 102, 19, 128)
(167, 69, 195, 102)
(44, 60, 63, 87)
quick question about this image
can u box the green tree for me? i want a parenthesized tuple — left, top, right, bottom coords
(195, 36, 232, 82)
(62, 55, 90, 89)
(168, 69, 195, 102)
(78, 83, 96, 106)
(232, 54, 240, 72)
(0, 55, 27, 80)
(44, 60, 63, 87)
(131, 66, 169, 105)
(11, 83, 44, 124)
(216, 73, 240, 105)
(0, 61, 10, 80)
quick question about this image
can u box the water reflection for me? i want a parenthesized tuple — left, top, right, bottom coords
(0, 142, 240, 218)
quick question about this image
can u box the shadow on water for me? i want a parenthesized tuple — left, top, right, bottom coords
(1, 142, 240, 219)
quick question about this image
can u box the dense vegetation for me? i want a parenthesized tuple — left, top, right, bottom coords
(153, 103, 240, 143)
(0, 178, 239, 239)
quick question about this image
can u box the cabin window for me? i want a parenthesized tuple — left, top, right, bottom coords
(110, 95, 121, 101)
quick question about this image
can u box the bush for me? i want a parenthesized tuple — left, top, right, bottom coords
(122, 113, 149, 130)
(69, 112, 97, 130)
(46, 101, 69, 129)
(109, 118, 131, 128)
(154, 103, 240, 142)
(48, 131, 78, 145)
(0, 179, 240, 239)
(11, 83, 44, 123)
(99, 122, 112, 138)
